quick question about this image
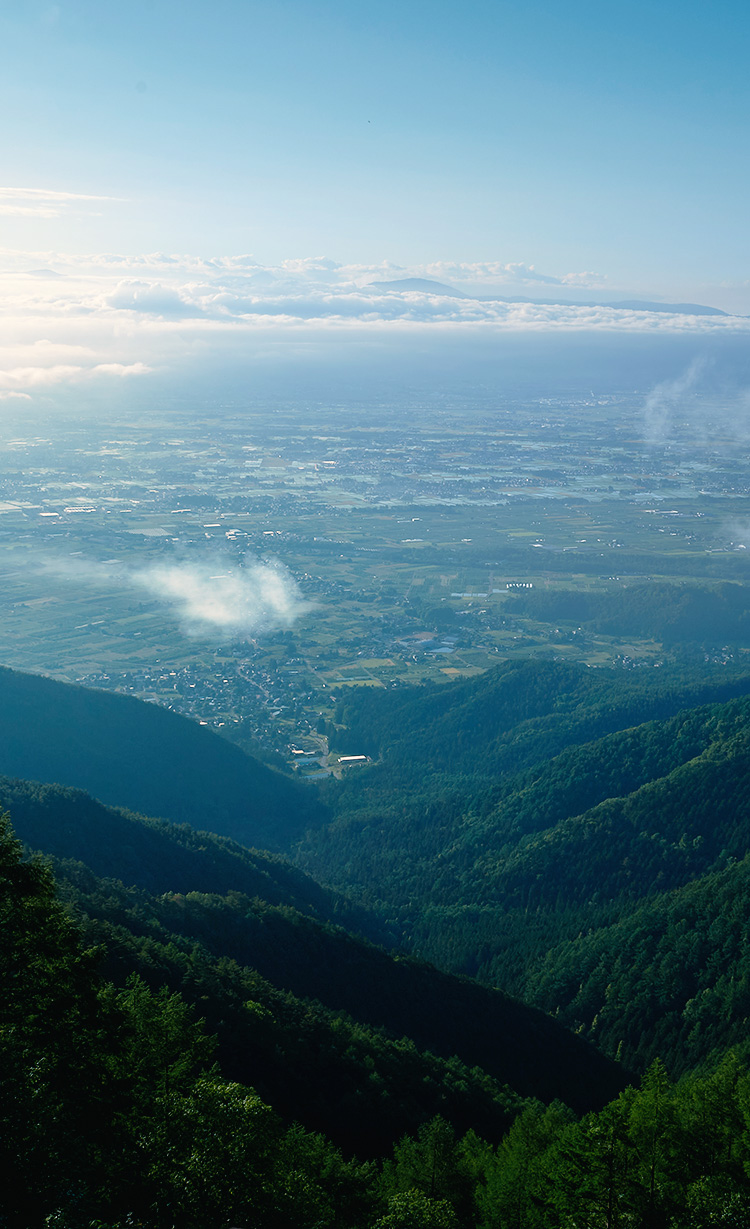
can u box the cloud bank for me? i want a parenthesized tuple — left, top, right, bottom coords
(1, 246, 748, 400)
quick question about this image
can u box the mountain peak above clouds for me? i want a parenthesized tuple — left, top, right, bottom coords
(368, 277, 470, 297)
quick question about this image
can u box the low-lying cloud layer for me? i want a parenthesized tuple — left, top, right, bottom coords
(1, 247, 749, 400)
(43, 555, 310, 640)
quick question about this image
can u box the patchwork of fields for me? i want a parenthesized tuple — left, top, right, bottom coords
(1, 394, 748, 767)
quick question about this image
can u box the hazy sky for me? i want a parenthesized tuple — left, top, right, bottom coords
(2, 0, 750, 407)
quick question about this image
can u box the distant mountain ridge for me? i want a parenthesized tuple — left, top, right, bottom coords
(370, 277, 470, 297)
(368, 277, 729, 316)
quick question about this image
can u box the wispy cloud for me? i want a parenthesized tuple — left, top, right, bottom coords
(643, 359, 707, 445)
(0, 187, 120, 218)
(641, 360, 750, 447)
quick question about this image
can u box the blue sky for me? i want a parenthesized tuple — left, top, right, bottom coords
(1, 0, 750, 405)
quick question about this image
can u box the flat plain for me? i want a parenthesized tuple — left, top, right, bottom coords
(2, 393, 748, 767)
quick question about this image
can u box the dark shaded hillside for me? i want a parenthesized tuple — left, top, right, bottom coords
(5, 775, 626, 1140)
(0, 665, 324, 849)
(0, 809, 502, 1224)
(58, 863, 523, 1156)
(46, 855, 624, 1118)
(0, 775, 376, 937)
(11, 804, 748, 1229)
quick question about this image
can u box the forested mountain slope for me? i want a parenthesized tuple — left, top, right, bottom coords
(5, 778, 624, 1143)
(505, 578, 750, 646)
(48, 857, 623, 1145)
(48, 855, 623, 1122)
(520, 851, 750, 1074)
(8, 805, 750, 1229)
(297, 663, 750, 1079)
(3, 809, 501, 1226)
(328, 658, 750, 781)
(0, 665, 323, 849)
(0, 774, 372, 936)
(53, 853, 524, 1156)
(302, 671, 750, 920)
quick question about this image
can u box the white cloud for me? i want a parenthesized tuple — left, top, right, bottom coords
(41, 555, 310, 641)
(0, 361, 149, 391)
(138, 560, 310, 638)
(0, 246, 747, 400)
(106, 280, 201, 317)
(87, 362, 151, 377)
